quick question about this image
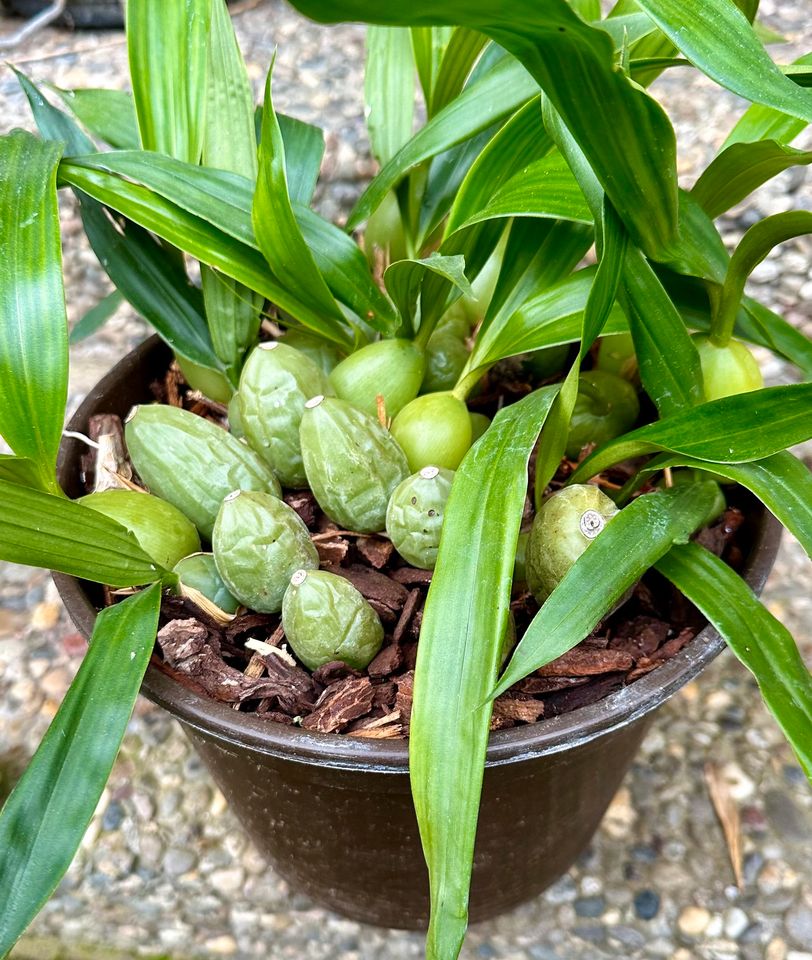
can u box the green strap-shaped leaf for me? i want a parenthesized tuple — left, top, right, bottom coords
(286, 0, 679, 258)
(412, 26, 455, 108)
(16, 70, 223, 374)
(127, 0, 212, 163)
(452, 151, 594, 231)
(253, 68, 347, 329)
(349, 54, 539, 229)
(468, 266, 627, 372)
(430, 28, 488, 116)
(533, 199, 628, 501)
(722, 53, 812, 147)
(201, 0, 263, 383)
(277, 114, 325, 206)
(655, 543, 812, 781)
(492, 482, 720, 697)
(0, 457, 44, 489)
(69, 290, 125, 344)
(692, 140, 812, 220)
(0, 131, 67, 490)
(58, 160, 353, 348)
(445, 96, 551, 235)
(636, 0, 812, 123)
(384, 253, 473, 336)
(0, 480, 165, 586)
(634, 451, 812, 561)
(0, 583, 162, 957)
(714, 211, 812, 344)
(365, 26, 415, 165)
(411, 385, 560, 960)
(52, 87, 140, 149)
(571, 382, 812, 480)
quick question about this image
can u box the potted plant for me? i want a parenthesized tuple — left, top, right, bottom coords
(1, 0, 811, 957)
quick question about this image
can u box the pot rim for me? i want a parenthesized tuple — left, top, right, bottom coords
(54, 336, 783, 775)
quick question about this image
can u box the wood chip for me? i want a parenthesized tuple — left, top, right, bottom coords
(347, 711, 402, 738)
(367, 643, 403, 678)
(395, 671, 414, 732)
(492, 693, 546, 724)
(356, 536, 395, 569)
(315, 537, 349, 565)
(537, 647, 635, 677)
(609, 616, 669, 657)
(393, 588, 422, 644)
(284, 490, 319, 527)
(389, 567, 433, 586)
(301, 676, 375, 733)
(331, 565, 408, 622)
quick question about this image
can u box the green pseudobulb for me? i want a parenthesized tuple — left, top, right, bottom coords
(566, 370, 640, 459)
(386, 466, 454, 570)
(329, 338, 426, 419)
(283, 328, 344, 375)
(390, 392, 472, 472)
(469, 412, 491, 443)
(526, 484, 619, 604)
(238, 341, 332, 488)
(125, 404, 281, 540)
(80, 489, 200, 570)
(282, 568, 384, 671)
(596, 332, 638, 382)
(422, 326, 470, 394)
(175, 355, 234, 405)
(300, 395, 409, 533)
(173, 552, 240, 615)
(691, 334, 764, 401)
(213, 490, 318, 614)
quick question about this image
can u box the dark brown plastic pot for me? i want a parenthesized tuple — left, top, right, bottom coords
(55, 336, 781, 930)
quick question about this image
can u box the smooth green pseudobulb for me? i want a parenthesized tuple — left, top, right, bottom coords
(125, 404, 281, 540)
(390, 392, 472, 472)
(422, 326, 470, 394)
(300, 395, 410, 533)
(227, 392, 244, 438)
(80, 489, 200, 570)
(283, 328, 344, 375)
(238, 341, 332, 488)
(363, 189, 407, 268)
(329, 338, 426, 419)
(469, 411, 491, 443)
(386, 466, 454, 570)
(213, 490, 319, 614)
(174, 552, 240, 615)
(691, 334, 764, 401)
(526, 484, 619, 604)
(566, 369, 640, 459)
(522, 343, 570, 382)
(282, 568, 384, 671)
(596, 332, 638, 382)
(176, 355, 234, 404)
(658, 470, 727, 526)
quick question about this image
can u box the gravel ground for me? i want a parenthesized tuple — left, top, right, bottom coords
(1, 1, 811, 958)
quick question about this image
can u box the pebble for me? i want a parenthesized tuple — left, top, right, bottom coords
(678, 906, 712, 937)
(162, 847, 197, 877)
(785, 906, 812, 949)
(724, 907, 750, 939)
(634, 890, 661, 920)
(573, 896, 605, 918)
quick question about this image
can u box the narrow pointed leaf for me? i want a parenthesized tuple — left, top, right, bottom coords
(127, 0, 212, 162)
(365, 26, 415, 165)
(384, 253, 473, 334)
(52, 87, 140, 149)
(723, 53, 812, 147)
(277, 114, 325, 205)
(635, 451, 812, 562)
(0, 480, 165, 586)
(571, 382, 812, 480)
(636, 0, 812, 123)
(411, 385, 560, 960)
(655, 543, 812, 780)
(349, 55, 539, 229)
(430, 28, 488, 116)
(253, 70, 346, 328)
(69, 289, 125, 344)
(287, 0, 680, 258)
(692, 140, 812, 219)
(492, 483, 719, 697)
(0, 456, 46, 490)
(0, 131, 67, 489)
(0, 583, 162, 957)
(715, 212, 812, 343)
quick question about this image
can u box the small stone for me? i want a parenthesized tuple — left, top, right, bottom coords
(609, 926, 646, 949)
(162, 847, 197, 877)
(101, 800, 124, 831)
(634, 890, 661, 920)
(602, 787, 637, 839)
(678, 905, 711, 937)
(724, 907, 750, 939)
(786, 906, 812, 949)
(204, 935, 238, 955)
(764, 790, 811, 840)
(787, 954, 812, 960)
(544, 874, 577, 905)
(766, 941, 788, 960)
(210, 867, 245, 895)
(574, 896, 605, 918)
(573, 924, 606, 944)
